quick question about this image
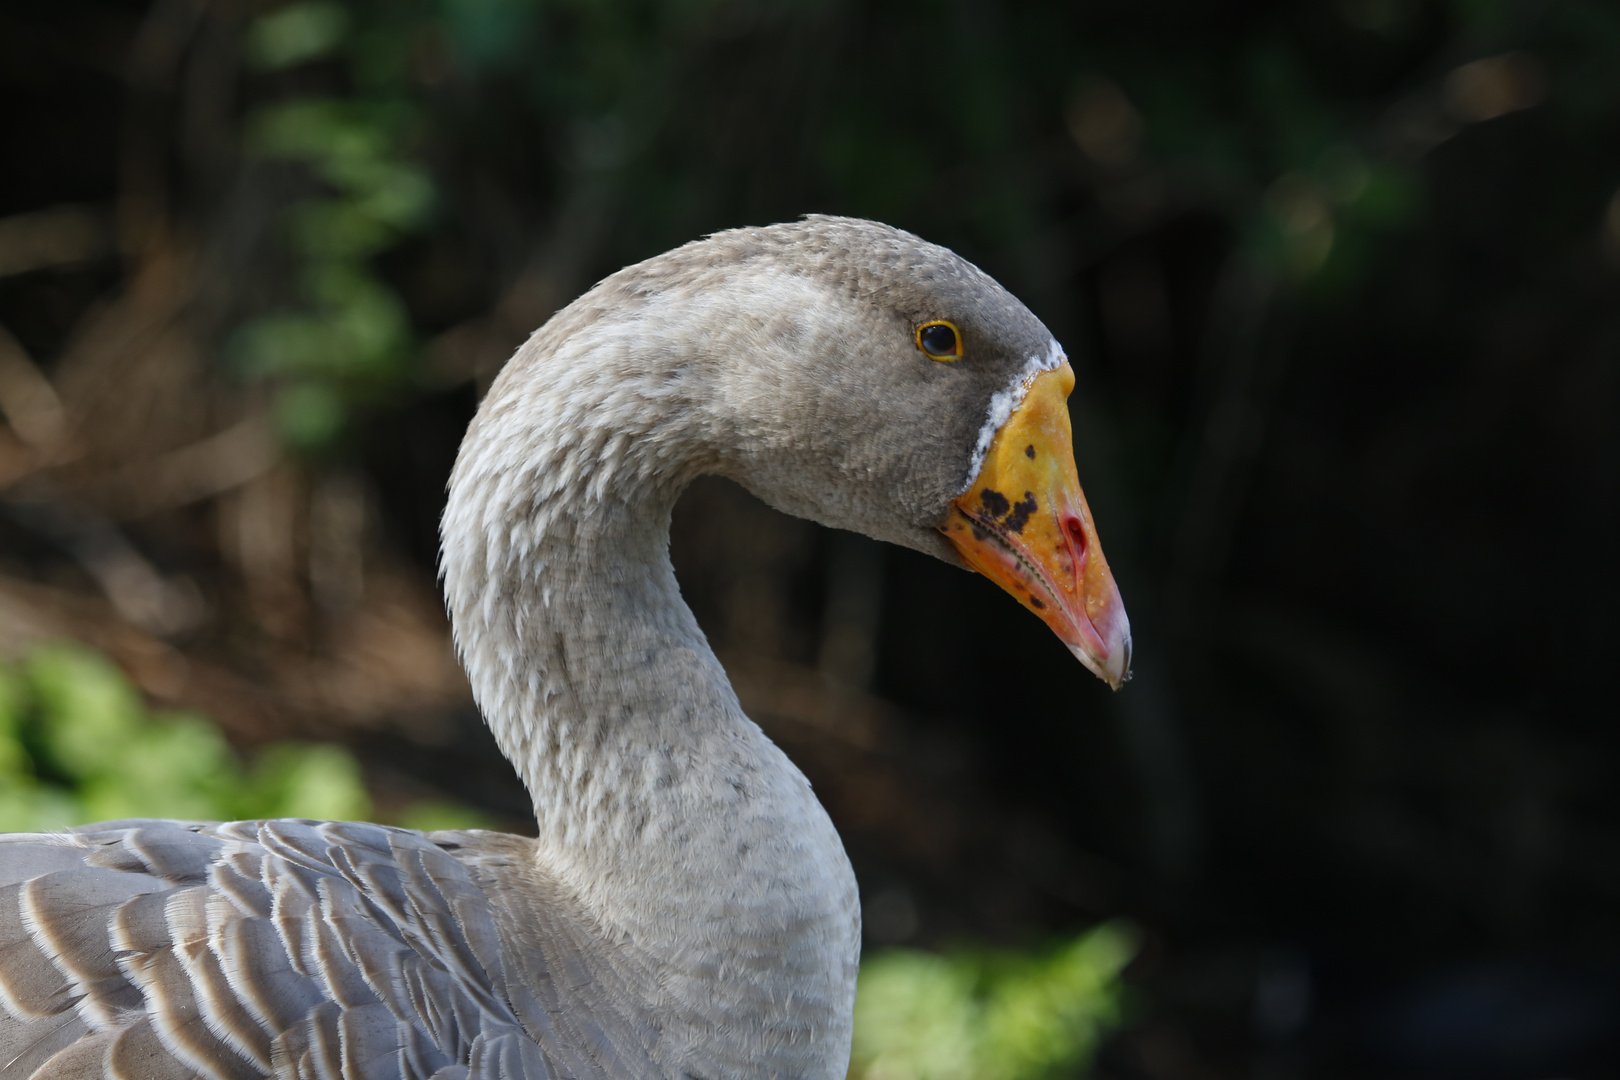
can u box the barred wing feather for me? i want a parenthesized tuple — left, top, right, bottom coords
(0, 820, 576, 1080)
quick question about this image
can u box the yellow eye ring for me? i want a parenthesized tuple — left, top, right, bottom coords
(916, 320, 963, 362)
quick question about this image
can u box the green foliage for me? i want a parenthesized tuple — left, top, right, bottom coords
(247, 1, 352, 70)
(237, 2, 435, 451)
(0, 644, 480, 832)
(219, 0, 1620, 456)
(851, 923, 1136, 1080)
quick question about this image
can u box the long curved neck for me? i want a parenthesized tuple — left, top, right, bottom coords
(441, 304, 861, 1079)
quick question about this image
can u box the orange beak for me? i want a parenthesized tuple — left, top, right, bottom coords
(940, 363, 1132, 688)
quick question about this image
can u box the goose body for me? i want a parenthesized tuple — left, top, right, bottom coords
(0, 218, 1130, 1080)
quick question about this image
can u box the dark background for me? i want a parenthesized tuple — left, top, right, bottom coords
(1, 0, 1617, 1075)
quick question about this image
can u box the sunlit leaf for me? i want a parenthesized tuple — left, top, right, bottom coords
(247, 743, 373, 822)
(851, 923, 1136, 1080)
(0, 645, 474, 832)
(29, 646, 146, 782)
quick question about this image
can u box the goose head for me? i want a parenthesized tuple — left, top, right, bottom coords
(455, 216, 1130, 690)
(664, 217, 1133, 687)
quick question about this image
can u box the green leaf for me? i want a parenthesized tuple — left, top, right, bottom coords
(248, 2, 353, 71)
(275, 381, 349, 450)
(245, 743, 372, 822)
(250, 101, 389, 166)
(0, 669, 30, 779)
(0, 780, 81, 833)
(851, 924, 1136, 1080)
(853, 950, 980, 1080)
(0, 646, 481, 833)
(28, 646, 146, 782)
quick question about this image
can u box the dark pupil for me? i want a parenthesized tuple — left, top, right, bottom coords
(921, 324, 957, 356)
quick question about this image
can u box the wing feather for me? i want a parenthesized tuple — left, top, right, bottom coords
(110, 889, 175, 955)
(26, 1029, 116, 1080)
(0, 1009, 88, 1079)
(307, 885, 389, 1011)
(268, 999, 342, 1080)
(137, 937, 261, 1080)
(0, 884, 77, 1022)
(105, 1017, 202, 1080)
(0, 845, 95, 889)
(209, 855, 272, 921)
(180, 925, 274, 1073)
(211, 917, 326, 1034)
(0, 821, 626, 1080)
(335, 1002, 412, 1080)
(123, 826, 222, 883)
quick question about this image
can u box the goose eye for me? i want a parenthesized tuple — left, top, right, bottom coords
(917, 321, 961, 361)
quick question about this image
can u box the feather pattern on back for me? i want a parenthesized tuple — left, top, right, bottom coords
(0, 820, 645, 1080)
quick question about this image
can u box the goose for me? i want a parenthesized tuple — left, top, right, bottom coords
(0, 216, 1130, 1080)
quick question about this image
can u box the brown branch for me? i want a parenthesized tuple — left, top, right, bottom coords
(84, 414, 280, 519)
(0, 206, 114, 280)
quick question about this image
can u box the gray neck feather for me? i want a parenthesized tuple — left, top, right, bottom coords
(441, 279, 862, 1079)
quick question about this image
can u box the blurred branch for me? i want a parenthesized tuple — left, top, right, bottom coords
(0, 567, 253, 733)
(0, 206, 114, 279)
(0, 323, 68, 459)
(85, 414, 279, 519)
(430, 173, 624, 393)
(120, 0, 206, 259)
(0, 483, 204, 635)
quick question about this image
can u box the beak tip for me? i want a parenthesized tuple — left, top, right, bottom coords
(1069, 628, 1133, 691)
(1069, 625, 1134, 693)
(1111, 633, 1133, 691)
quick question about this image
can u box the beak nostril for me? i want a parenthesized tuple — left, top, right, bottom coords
(1061, 515, 1089, 587)
(1064, 516, 1088, 557)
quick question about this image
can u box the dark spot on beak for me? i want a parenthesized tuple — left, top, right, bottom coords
(1025, 445, 1035, 459)
(1004, 492, 1037, 533)
(980, 489, 1010, 518)
(958, 509, 991, 542)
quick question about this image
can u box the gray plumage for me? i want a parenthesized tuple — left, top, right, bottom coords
(0, 217, 1068, 1080)
(0, 820, 566, 1080)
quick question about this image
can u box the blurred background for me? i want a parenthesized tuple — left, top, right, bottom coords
(1, 0, 1618, 1075)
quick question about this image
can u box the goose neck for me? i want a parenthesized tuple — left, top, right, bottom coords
(441, 346, 861, 1077)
